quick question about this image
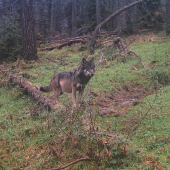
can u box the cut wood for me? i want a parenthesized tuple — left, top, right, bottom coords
(0, 65, 57, 110)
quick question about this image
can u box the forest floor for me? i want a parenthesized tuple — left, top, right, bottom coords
(0, 32, 170, 169)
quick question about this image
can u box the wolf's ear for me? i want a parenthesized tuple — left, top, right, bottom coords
(82, 58, 86, 64)
(90, 58, 94, 63)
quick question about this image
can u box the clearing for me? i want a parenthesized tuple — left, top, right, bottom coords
(0, 33, 170, 169)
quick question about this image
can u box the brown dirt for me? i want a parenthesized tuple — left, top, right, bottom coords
(91, 85, 152, 117)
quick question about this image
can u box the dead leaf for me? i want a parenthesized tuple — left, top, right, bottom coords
(26, 156, 30, 161)
(102, 139, 108, 144)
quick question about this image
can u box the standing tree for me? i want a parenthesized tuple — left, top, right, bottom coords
(166, 0, 170, 35)
(22, 0, 37, 61)
(50, 0, 56, 36)
(72, 0, 77, 37)
(96, 0, 101, 25)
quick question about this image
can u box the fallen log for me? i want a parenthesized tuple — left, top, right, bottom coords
(54, 34, 92, 43)
(0, 65, 57, 110)
(40, 39, 87, 51)
(40, 32, 117, 52)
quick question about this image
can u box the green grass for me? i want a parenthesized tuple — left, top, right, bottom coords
(0, 37, 170, 169)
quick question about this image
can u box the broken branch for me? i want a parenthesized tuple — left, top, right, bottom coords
(49, 158, 91, 170)
(89, 0, 142, 54)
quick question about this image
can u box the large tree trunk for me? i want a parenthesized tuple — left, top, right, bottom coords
(22, 0, 38, 61)
(89, 0, 142, 54)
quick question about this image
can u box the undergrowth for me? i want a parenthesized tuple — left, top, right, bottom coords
(0, 36, 170, 169)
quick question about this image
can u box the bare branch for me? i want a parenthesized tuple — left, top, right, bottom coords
(49, 158, 91, 170)
(128, 51, 146, 68)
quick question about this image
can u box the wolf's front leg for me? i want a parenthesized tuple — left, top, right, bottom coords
(72, 86, 77, 107)
(78, 87, 84, 106)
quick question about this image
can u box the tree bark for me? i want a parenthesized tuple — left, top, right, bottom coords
(22, 0, 38, 61)
(50, 0, 56, 36)
(72, 0, 77, 37)
(34, 0, 41, 34)
(96, 0, 101, 26)
(166, 0, 170, 35)
(89, 0, 142, 54)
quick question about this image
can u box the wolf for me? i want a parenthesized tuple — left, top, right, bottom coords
(40, 58, 95, 107)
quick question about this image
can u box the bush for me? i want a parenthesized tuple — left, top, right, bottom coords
(146, 67, 170, 89)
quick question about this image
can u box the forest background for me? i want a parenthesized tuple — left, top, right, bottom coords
(0, 0, 170, 61)
(0, 0, 170, 169)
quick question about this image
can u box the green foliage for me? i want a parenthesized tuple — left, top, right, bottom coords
(86, 0, 110, 32)
(137, 0, 163, 30)
(36, 33, 44, 41)
(0, 13, 22, 61)
(148, 67, 170, 86)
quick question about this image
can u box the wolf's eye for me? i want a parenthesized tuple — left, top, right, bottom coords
(91, 63, 95, 68)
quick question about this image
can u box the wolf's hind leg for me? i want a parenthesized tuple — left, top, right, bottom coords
(54, 87, 63, 107)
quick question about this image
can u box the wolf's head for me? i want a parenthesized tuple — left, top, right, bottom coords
(81, 58, 95, 77)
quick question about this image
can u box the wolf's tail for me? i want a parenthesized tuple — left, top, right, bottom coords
(40, 83, 54, 92)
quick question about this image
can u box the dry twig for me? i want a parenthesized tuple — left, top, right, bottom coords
(49, 158, 91, 170)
